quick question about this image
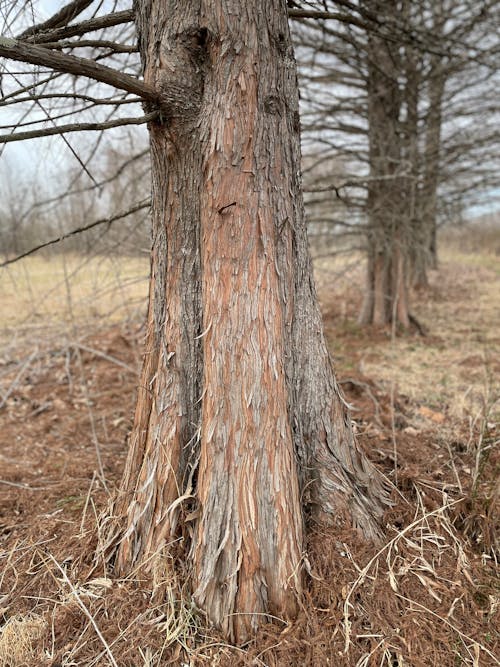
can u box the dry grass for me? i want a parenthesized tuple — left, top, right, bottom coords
(0, 252, 148, 351)
(0, 236, 499, 665)
(0, 614, 47, 667)
(314, 248, 500, 422)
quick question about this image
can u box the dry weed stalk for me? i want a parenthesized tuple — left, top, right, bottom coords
(343, 494, 498, 665)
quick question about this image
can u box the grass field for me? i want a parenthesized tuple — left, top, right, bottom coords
(316, 246, 500, 418)
(0, 237, 498, 666)
(1, 253, 148, 348)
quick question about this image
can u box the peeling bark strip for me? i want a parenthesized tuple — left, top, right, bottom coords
(109, 0, 389, 644)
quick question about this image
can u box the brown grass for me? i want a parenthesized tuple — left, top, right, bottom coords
(0, 252, 148, 351)
(0, 614, 47, 667)
(0, 238, 499, 666)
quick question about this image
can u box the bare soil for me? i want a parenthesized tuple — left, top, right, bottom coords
(0, 248, 498, 666)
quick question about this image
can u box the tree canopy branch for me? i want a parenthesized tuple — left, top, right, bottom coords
(21, 10, 135, 44)
(288, 8, 369, 30)
(19, 0, 94, 40)
(0, 36, 157, 104)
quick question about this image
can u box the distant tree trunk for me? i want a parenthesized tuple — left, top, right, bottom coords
(420, 58, 445, 275)
(401, 7, 427, 290)
(413, 3, 445, 284)
(359, 0, 409, 328)
(106, 0, 388, 644)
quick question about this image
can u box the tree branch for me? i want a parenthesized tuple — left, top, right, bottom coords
(0, 92, 141, 107)
(0, 200, 150, 269)
(21, 10, 135, 44)
(19, 0, 94, 39)
(0, 36, 157, 104)
(0, 112, 158, 143)
(288, 8, 369, 30)
(40, 39, 137, 53)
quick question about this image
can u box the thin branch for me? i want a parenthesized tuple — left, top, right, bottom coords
(288, 8, 369, 30)
(0, 36, 157, 103)
(21, 9, 135, 44)
(17, 149, 149, 222)
(0, 70, 64, 103)
(0, 111, 157, 143)
(19, 0, 94, 39)
(0, 200, 150, 268)
(0, 92, 141, 107)
(0, 102, 103, 129)
(40, 39, 137, 53)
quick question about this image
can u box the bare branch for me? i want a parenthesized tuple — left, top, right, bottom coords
(17, 149, 149, 223)
(0, 200, 150, 269)
(0, 112, 158, 143)
(39, 39, 137, 53)
(0, 92, 141, 107)
(21, 9, 135, 44)
(19, 0, 94, 40)
(0, 36, 157, 103)
(288, 8, 369, 30)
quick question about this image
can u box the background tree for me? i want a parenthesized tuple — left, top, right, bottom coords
(294, 0, 500, 326)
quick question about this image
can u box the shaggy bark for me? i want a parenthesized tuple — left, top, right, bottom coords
(108, 0, 389, 643)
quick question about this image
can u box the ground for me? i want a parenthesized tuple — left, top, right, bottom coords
(0, 237, 498, 666)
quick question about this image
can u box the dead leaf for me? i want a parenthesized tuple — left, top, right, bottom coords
(418, 406, 446, 423)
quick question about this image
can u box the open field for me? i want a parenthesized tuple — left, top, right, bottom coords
(0, 239, 498, 666)
(1, 253, 148, 351)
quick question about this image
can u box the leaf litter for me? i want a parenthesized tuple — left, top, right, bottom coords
(0, 247, 498, 666)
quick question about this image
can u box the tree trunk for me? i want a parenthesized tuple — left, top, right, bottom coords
(420, 59, 445, 276)
(400, 8, 430, 291)
(106, 0, 389, 644)
(412, 3, 445, 285)
(359, 0, 410, 328)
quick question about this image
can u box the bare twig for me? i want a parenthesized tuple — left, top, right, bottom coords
(0, 349, 38, 409)
(0, 111, 158, 143)
(69, 343, 137, 375)
(0, 200, 150, 268)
